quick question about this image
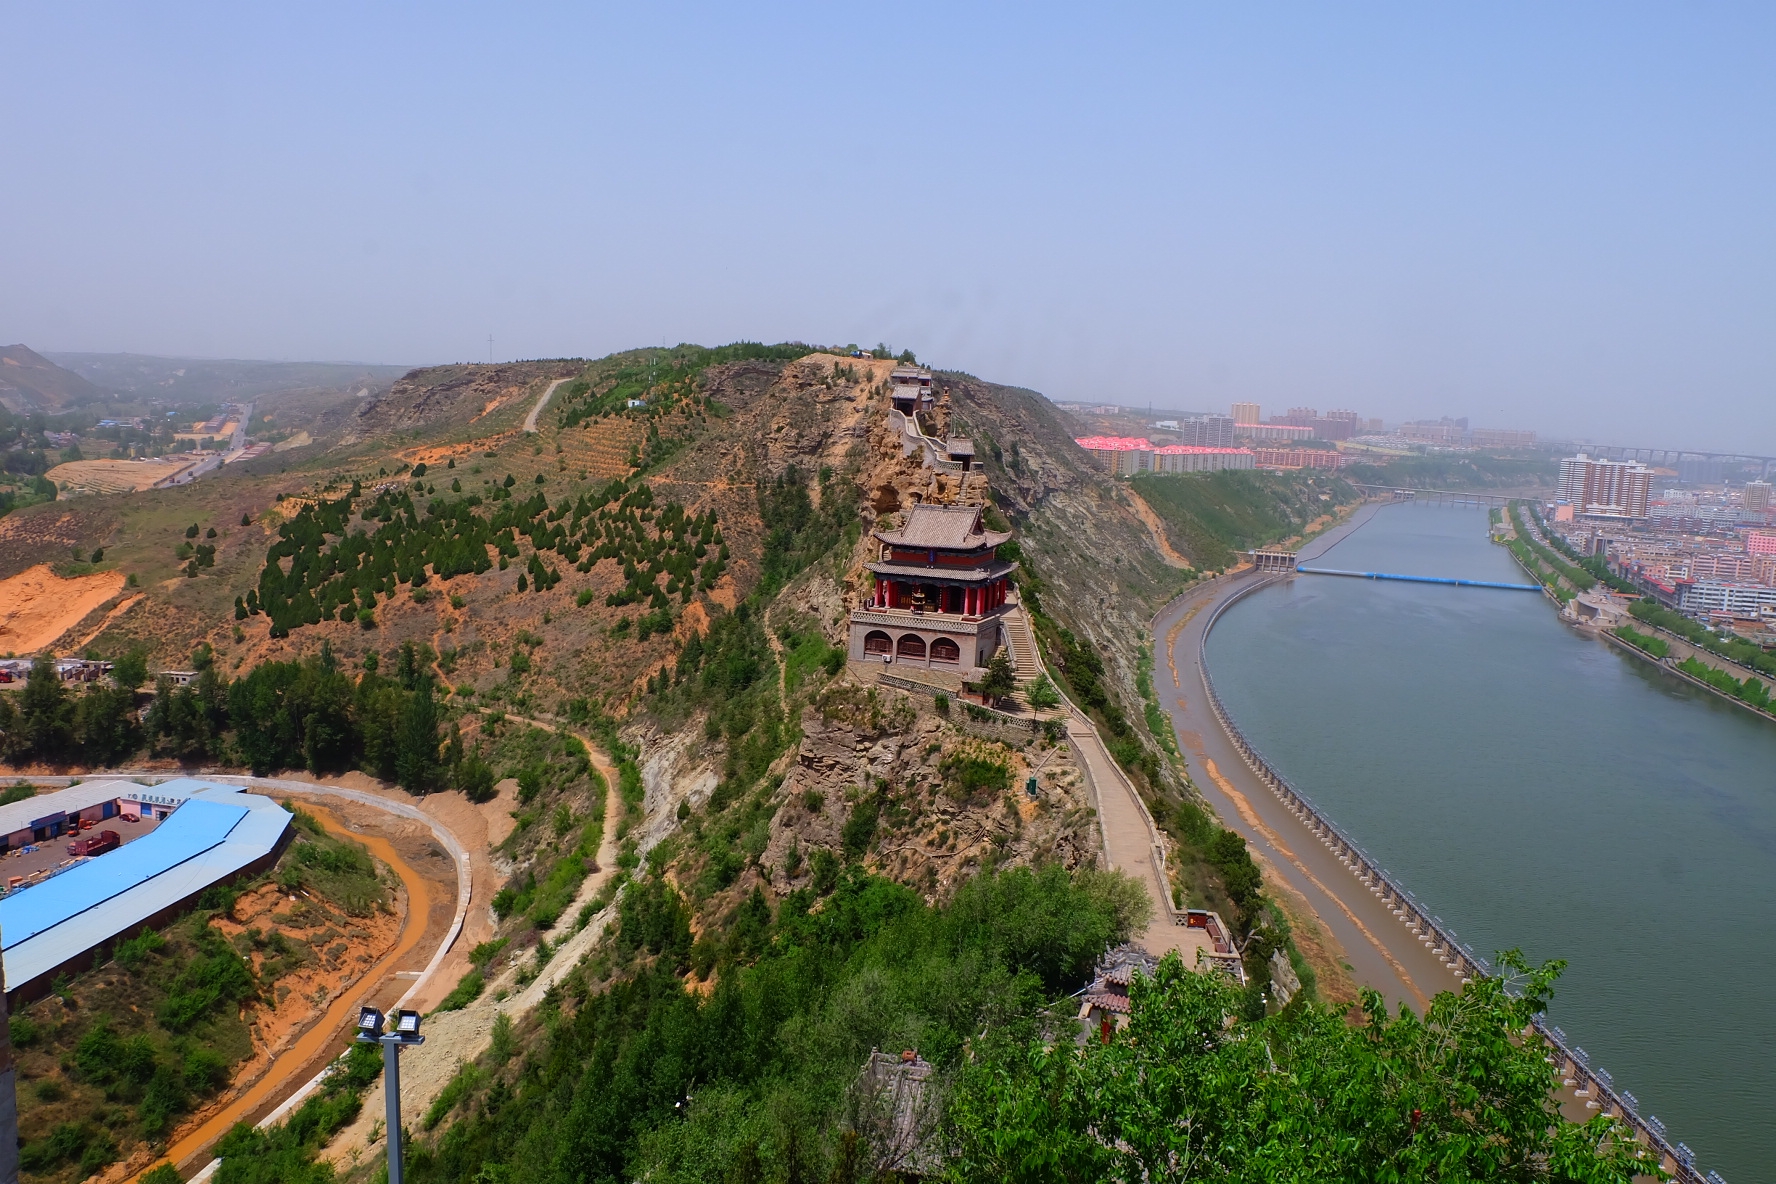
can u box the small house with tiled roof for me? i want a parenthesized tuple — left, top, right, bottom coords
(1076, 944, 1160, 1043)
(849, 503, 1015, 671)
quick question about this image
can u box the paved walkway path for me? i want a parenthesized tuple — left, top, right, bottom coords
(1063, 716, 1213, 964)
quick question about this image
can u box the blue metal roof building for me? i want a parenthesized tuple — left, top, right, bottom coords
(1, 780, 292, 1001)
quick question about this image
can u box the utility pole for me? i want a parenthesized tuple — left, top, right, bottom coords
(487, 335, 494, 364)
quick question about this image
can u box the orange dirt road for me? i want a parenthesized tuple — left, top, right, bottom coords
(147, 803, 437, 1179)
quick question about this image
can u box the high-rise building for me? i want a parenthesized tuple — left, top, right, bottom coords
(1558, 454, 1652, 519)
(1177, 415, 1235, 448)
(1231, 402, 1260, 426)
(1322, 410, 1361, 441)
(1744, 481, 1773, 513)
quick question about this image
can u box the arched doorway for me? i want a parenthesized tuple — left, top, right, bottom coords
(863, 630, 892, 655)
(930, 637, 961, 665)
(896, 634, 927, 662)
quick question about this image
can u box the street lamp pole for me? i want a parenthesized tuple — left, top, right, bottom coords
(358, 1007, 425, 1184)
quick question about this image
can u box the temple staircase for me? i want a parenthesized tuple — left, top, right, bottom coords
(1000, 603, 1044, 683)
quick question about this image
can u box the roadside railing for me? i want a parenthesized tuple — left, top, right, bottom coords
(1194, 577, 1715, 1183)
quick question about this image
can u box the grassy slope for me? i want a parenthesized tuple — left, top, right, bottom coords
(1342, 451, 1559, 490)
(1130, 469, 1358, 572)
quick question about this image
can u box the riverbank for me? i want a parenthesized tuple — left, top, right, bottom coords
(1604, 628, 1776, 725)
(1151, 502, 1462, 1014)
(1187, 502, 1767, 1182)
(1495, 502, 1776, 728)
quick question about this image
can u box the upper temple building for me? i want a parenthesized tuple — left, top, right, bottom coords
(848, 502, 1016, 671)
(888, 364, 935, 416)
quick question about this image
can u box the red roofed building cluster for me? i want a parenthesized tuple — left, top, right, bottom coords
(1075, 436, 1256, 476)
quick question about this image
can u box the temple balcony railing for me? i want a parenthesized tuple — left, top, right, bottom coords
(850, 607, 1006, 634)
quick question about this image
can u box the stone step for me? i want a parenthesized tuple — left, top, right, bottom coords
(1001, 608, 1044, 681)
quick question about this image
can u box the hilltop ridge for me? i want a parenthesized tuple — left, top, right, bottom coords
(0, 344, 107, 412)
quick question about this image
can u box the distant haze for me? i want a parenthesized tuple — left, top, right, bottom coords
(6, 4, 1773, 453)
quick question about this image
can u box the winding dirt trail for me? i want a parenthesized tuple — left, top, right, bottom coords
(317, 719, 624, 1169)
(153, 802, 439, 1178)
(523, 377, 572, 433)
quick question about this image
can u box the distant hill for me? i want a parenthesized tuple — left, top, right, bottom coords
(0, 344, 108, 411)
(45, 352, 411, 404)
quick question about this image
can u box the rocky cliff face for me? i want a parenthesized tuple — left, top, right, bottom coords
(608, 353, 1191, 930)
(765, 693, 1102, 899)
(639, 679, 1105, 932)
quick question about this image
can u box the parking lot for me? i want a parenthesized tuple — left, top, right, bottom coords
(2, 812, 165, 891)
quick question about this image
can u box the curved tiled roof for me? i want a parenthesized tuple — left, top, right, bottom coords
(873, 503, 1011, 550)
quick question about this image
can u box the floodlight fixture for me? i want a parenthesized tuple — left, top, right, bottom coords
(358, 1004, 425, 1183)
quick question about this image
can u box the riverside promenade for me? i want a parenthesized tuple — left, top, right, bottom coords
(1153, 505, 1459, 1012)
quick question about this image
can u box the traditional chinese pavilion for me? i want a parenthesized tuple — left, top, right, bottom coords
(848, 503, 1016, 670)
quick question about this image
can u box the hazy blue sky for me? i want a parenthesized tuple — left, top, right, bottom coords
(7, 3, 1774, 450)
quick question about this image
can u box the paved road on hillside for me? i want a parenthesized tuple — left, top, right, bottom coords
(524, 377, 571, 432)
(1064, 716, 1216, 965)
(1153, 506, 1463, 1013)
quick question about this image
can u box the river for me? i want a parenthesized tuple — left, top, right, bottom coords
(1205, 502, 1776, 1182)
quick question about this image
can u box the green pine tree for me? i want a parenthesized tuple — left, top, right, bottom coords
(395, 679, 440, 794)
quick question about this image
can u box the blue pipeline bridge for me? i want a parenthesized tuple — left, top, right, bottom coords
(1296, 565, 1541, 592)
